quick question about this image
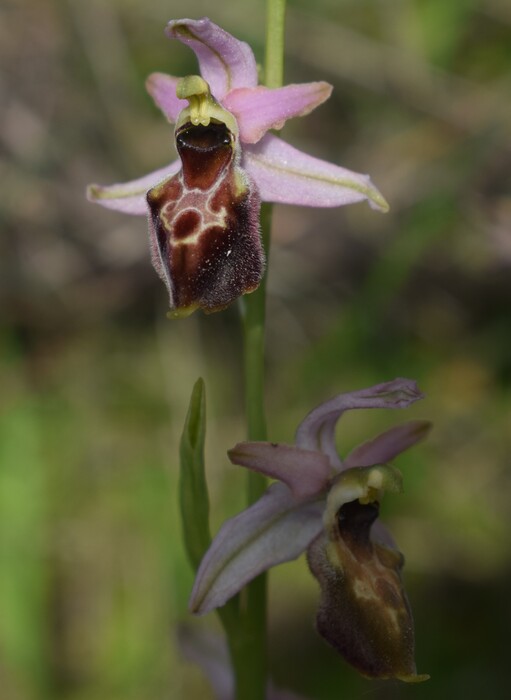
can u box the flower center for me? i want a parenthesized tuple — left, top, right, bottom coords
(323, 464, 403, 530)
(175, 75, 238, 138)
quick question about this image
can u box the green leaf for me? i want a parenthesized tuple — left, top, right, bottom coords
(179, 378, 211, 571)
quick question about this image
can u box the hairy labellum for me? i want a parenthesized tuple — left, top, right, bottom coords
(307, 498, 428, 682)
(147, 120, 264, 317)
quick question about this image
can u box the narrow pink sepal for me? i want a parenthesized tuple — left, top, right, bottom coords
(223, 82, 332, 144)
(146, 72, 187, 123)
(166, 18, 258, 100)
(295, 379, 424, 461)
(345, 420, 432, 469)
(87, 161, 181, 215)
(189, 483, 324, 614)
(228, 442, 332, 500)
(243, 134, 389, 212)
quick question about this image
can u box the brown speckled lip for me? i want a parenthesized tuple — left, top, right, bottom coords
(146, 120, 264, 314)
(307, 498, 425, 681)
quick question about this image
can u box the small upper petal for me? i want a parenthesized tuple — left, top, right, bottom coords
(146, 72, 187, 124)
(189, 482, 324, 615)
(222, 82, 332, 144)
(295, 379, 424, 464)
(166, 18, 258, 101)
(243, 134, 389, 212)
(345, 420, 432, 469)
(228, 441, 332, 500)
(87, 160, 181, 215)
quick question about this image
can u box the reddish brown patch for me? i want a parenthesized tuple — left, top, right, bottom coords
(147, 178, 182, 208)
(173, 209, 201, 240)
(210, 176, 235, 211)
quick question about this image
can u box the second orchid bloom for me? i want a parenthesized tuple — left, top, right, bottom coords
(88, 17, 388, 317)
(189, 378, 430, 682)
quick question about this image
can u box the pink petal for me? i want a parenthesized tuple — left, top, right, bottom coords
(146, 72, 187, 123)
(243, 134, 389, 211)
(87, 161, 181, 215)
(222, 82, 332, 144)
(309, 415, 342, 470)
(166, 18, 258, 101)
(189, 483, 324, 615)
(228, 442, 332, 500)
(345, 420, 432, 469)
(295, 379, 424, 464)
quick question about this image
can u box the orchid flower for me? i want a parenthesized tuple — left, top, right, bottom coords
(87, 17, 388, 318)
(189, 378, 431, 682)
(179, 626, 309, 700)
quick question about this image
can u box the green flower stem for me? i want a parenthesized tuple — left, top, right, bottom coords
(265, 0, 287, 89)
(234, 204, 272, 700)
(230, 3, 287, 699)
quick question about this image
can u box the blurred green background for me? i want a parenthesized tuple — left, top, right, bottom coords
(1, 0, 511, 698)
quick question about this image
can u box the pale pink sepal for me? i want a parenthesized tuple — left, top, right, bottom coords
(189, 483, 323, 614)
(345, 420, 432, 469)
(166, 18, 258, 101)
(223, 82, 332, 144)
(243, 134, 389, 212)
(295, 379, 424, 466)
(87, 160, 181, 215)
(146, 72, 187, 123)
(228, 442, 332, 500)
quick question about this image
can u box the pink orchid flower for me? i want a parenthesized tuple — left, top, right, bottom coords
(189, 378, 430, 682)
(87, 18, 388, 317)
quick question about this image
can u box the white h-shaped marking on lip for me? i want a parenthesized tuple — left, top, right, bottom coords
(161, 181, 229, 245)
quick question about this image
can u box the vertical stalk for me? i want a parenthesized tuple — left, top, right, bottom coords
(236, 205, 272, 700)
(265, 0, 286, 89)
(234, 2, 287, 699)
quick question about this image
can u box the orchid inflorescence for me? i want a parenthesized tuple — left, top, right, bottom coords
(88, 14, 429, 699)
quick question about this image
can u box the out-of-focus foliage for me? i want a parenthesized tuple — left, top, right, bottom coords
(1, 0, 510, 698)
